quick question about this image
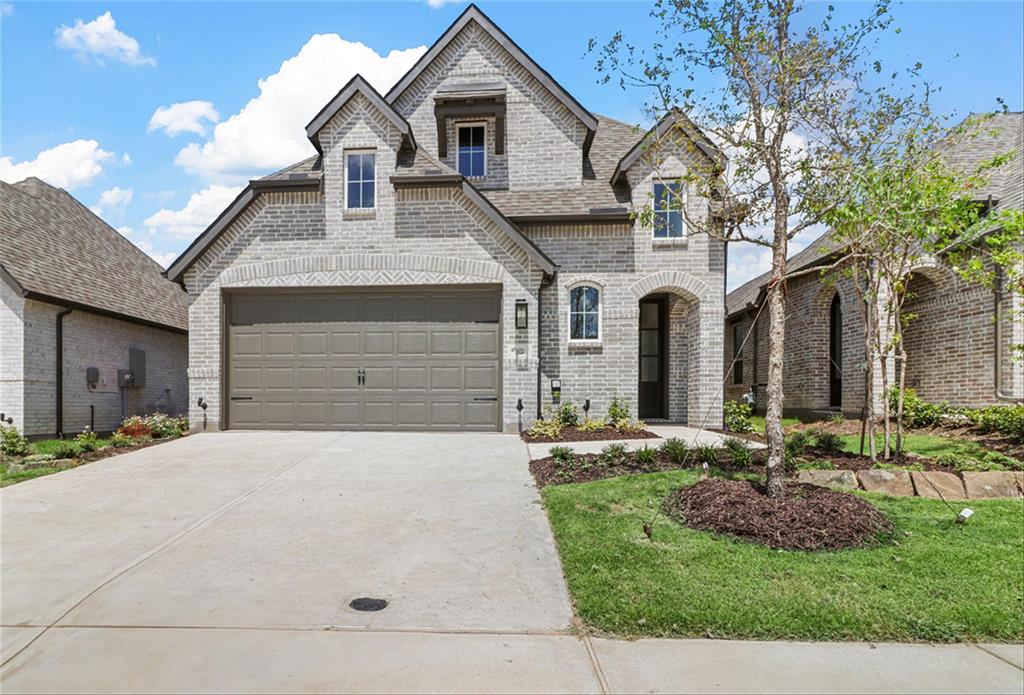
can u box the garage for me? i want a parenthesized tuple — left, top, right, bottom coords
(226, 287, 502, 431)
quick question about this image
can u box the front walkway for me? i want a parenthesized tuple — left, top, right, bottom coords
(1, 431, 1020, 693)
(526, 423, 762, 460)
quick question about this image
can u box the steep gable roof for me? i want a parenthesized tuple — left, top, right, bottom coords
(610, 109, 726, 187)
(306, 74, 416, 153)
(0, 178, 188, 332)
(385, 4, 598, 151)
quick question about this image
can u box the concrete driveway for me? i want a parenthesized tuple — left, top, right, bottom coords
(1, 431, 585, 692)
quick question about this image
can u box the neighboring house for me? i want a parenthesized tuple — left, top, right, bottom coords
(725, 112, 1024, 418)
(1, 177, 189, 438)
(165, 4, 727, 433)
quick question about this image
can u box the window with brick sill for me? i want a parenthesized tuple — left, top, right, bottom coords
(457, 124, 486, 178)
(345, 151, 375, 210)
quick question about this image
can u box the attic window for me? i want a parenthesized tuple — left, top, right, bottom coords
(653, 182, 684, 238)
(346, 151, 375, 210)
(457, 124, 486, 177)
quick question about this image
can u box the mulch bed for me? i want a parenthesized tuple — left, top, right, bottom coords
(79, 436, 184, 463)
(663, 478, 894, 551)
(521, 426, 660, 443)
(794, 448, 948, 472)
(530, 451, 688, 487)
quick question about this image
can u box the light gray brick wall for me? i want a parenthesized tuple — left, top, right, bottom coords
(18, 300, 187, 437)
(393, 21, 586, 190)
(1, 278, 25, 431)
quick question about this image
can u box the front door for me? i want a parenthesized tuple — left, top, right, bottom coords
(638, 297, 667, 419)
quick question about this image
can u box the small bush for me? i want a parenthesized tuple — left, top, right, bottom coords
(660, 437, 689, 466)
(74, 429, 100, 452)
(607, 396, 630, 424)
(811, 429, 844, 454)
(549, 445, 575, 469)
(634, 445, 658, 467)
(1, 425, 31, 458)
(555, 402, 580, 428)
(723, 437, 753, 468)
(527, 413, 563, 439)
(965, 405, 1024, 444)
(796, 458, 836, 470)
(693, 443, 719, 467)
(109, 433, 135, 448)
(890, 388, 946, 429)
(49, 440, 84, 460)
(117, 417, 153, 440)
(600, 442, 630, 467)
(785, 431, 812, 461)
(578, 419, 606, 432)
(872, 461, 924, 472)
(723, 401, 754, 433)
(829, 412, 845, 424)
(936, 451, 1020, 473)
(981, 450, 1023, 471)
(613, 418, 648, 432)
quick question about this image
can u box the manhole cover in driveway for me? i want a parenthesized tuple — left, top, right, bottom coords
(349, 597, 388, 612)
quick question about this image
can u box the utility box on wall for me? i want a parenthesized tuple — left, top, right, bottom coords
(128, 348, 146, 388)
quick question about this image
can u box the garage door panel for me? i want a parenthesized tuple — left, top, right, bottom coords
(227, 288, 500, 431)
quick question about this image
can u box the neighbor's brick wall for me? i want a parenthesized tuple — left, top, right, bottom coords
(184, 93, 541, 432)
(19, 299, 187, 437)
(1, 278, 25, 432)
(393, 20, 586, 190)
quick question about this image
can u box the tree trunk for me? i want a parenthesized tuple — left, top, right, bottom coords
(863, 296, 877, 462)
(764, 242, 788, 499)
(895, 323, 907, 459)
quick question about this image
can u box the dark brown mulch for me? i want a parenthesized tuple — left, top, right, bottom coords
(663, 478, 894, 551)
(794, 447, 948, 472)
(530, 451, 686, 487)
(521, 426, 660, 443)
(78, 435, 186, 463)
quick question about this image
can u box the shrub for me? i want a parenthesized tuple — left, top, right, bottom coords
(829, 412, 845, 424)
(549, 445, 575, 468)
(723, 437, 753, 468)
(811, 429, 844, 454)
(723, 400, 754, 433)
(74, 429, 100, 452)
(872, 461, 924, 472)
(933, 453, 1001, 473)
(634, 445, 658, 467)
(1, 425, 31, 458)
(117, 417, 153, 440)
(981, 450, 1023, 471)
(143, 413, 187, 438)
(607, 396, 630, 424)
(109, 433, 135, 448)
(554, 402, 580, 428)
(49, 440, 83, 460)
(693, 443, 719, 467)
(577, 419, 606, 432)
(890, 388, 946, 429)
(613, 418, 648, 432)
(600, 442, 630, 467)
(660, 437, 689, 466)
(966, 405, 1024, 444)
(796, 458, 836, 470)
(784, 431, 812, 461)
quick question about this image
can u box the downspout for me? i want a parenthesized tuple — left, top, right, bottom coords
(993, 267, 1022, 402)
(537, 272, 555, 420)
(55, 307, 72, 439)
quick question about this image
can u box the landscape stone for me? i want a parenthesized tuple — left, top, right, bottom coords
(1011, 471, 1024, 494)
(962, 471, 1022, 499)
(856, 469, 914, 496)
(797, 469, 858, 489)
(910, 471, 967, 500)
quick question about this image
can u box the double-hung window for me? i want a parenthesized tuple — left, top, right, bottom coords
(346, 151, 375, 209)
(653, 182, 684, 238)
(569, 284, 600, 341)
(732, 323, 744, 384)
(457, 124, 486, 177)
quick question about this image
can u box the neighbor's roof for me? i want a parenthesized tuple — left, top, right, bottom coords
(725, 112, 1024, 319)
(0, 178, 188, 332)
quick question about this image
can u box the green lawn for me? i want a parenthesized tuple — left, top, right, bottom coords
(542, 470, 1024, 642)
(837, 432, 987, 459)
(749, 415, 803, 433)
(0, 464, 68, 488)
(30, 438, 111, 456)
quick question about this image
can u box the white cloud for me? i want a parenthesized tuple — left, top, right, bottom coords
(726, 224, 826, 292)
(1, 4, 14, 18)
(143, 185, 242, 239)
(55, 11, 155, 66)
(90, 186, 133, 215)
(426, 0, 461, 8)
(132, 239, 178, 269)
(0, 139, 112, 190)
(121, 152, 132, 165)
(174, 34, 425, 182)
(117, 225, 134, 237)
(148, 101, 220, 137)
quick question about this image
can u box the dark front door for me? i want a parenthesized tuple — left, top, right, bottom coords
(638, 297, 668, 419)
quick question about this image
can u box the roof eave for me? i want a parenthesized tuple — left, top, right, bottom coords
(305, 75, 417, 155)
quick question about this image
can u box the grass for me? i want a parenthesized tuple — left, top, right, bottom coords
(542, 470, 1024, 642)
(0, 464, 69, 488)
(30, 438, 111, 456)
(837, 432, 987, 459)
(749, 415, 803, 433)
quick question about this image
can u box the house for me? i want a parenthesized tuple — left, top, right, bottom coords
(1, 177, 189, 438)
(164, 4, 727, 433)
(725, 112, 1024, 418)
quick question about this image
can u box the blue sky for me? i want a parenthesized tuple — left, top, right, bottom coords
(2, 1, 1022, 288)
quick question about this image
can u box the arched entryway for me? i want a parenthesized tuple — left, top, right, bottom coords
(829, 293, 842, 409)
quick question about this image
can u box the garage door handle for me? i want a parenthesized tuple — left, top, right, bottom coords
(230, 396, 254, 401)
(473, 397, 498, 401)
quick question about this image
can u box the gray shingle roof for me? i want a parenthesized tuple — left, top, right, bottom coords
(725, 112, 1023, 319)
(1, 178, 188, 331)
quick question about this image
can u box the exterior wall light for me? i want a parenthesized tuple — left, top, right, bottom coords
(515, 299, 529, 329)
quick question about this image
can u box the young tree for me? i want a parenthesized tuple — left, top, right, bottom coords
(594, 0, 909, 497)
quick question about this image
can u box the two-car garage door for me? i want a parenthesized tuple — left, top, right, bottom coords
(227, 288, 501, 431)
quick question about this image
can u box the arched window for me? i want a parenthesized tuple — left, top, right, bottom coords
(569, 284, 601, 341)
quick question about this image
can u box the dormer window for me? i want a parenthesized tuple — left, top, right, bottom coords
(653, 182, 684, 238)
(346, 151, 375, 210)
(457, 124, 486, 177)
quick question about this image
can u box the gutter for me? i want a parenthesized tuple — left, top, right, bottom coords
(55, 307, 72, 439)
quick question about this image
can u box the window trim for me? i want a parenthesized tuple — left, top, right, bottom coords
(345, 149, 376, 211)
(567, 282, 602, 343)
(652, 180, 686, 239)
(456, 122, 487, 178)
